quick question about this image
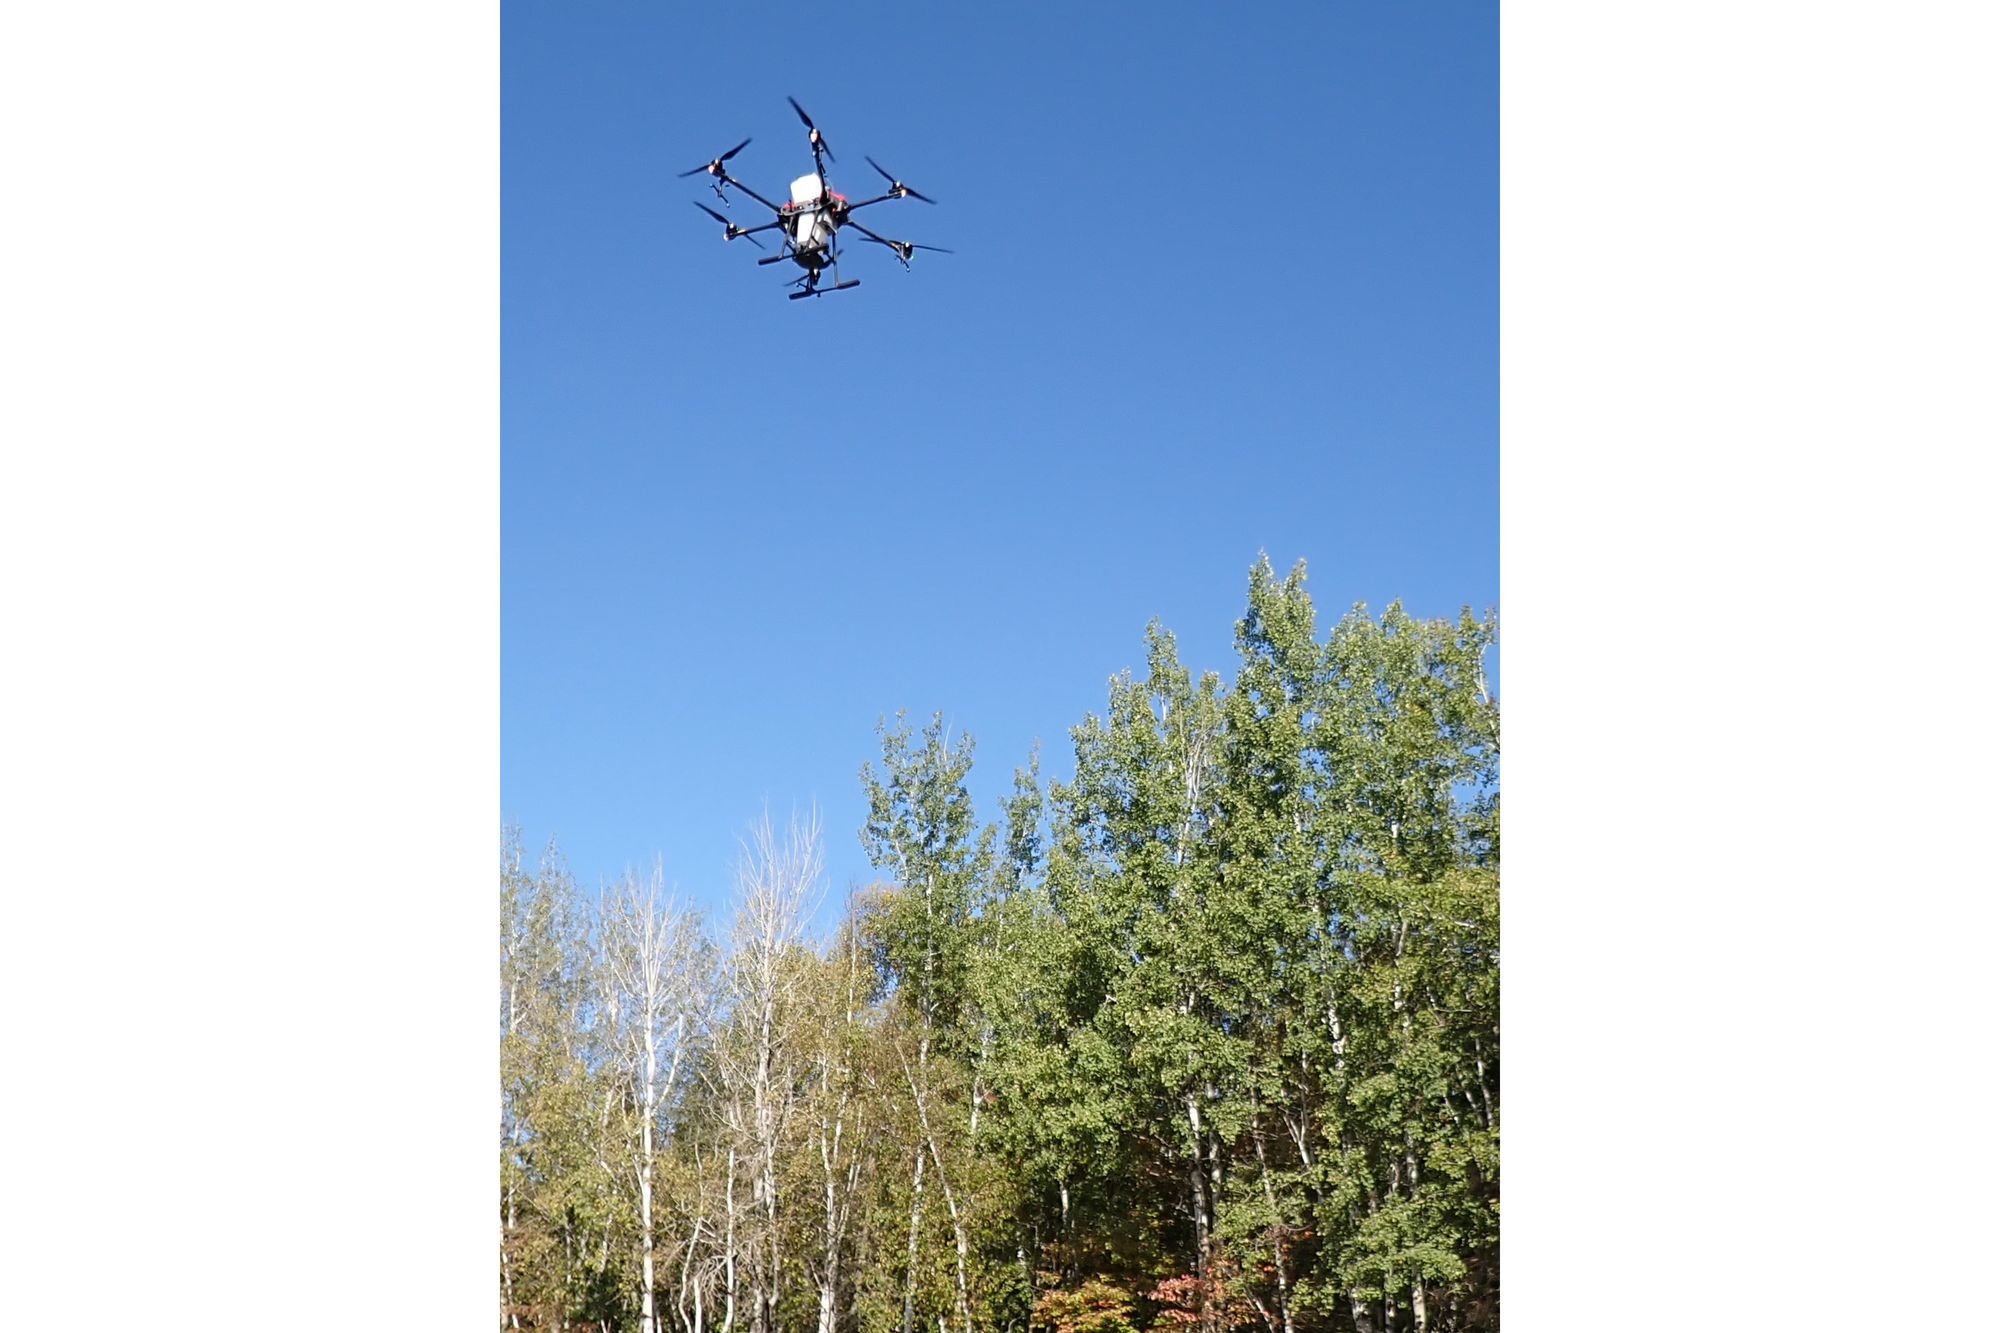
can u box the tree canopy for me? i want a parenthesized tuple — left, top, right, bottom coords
(501, 559, 1499, 1333)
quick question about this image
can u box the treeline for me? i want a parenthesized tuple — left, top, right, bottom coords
(501, 560, 1499, 1333)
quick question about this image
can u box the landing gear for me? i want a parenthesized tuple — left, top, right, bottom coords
(788, 279, 860, 300)
(786, 249, 859, 299)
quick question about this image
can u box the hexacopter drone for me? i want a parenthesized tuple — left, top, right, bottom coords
(682, 98, 950, 300)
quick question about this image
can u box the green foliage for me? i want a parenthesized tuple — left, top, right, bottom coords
(972, 560, 1498, 1333)
(501, 558, 1498, 1333)
(500, 827, 635, 1330)
(862, 711, 994, 1043)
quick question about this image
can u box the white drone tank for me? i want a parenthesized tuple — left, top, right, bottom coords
(788, 173, 830, 249)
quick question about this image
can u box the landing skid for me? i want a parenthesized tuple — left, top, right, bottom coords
(789, 279, 860, 300)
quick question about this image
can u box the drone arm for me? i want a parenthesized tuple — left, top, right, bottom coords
(842, 218, 900, 248)
(842, 193, 902, 212)
(719, 176, 785, 214)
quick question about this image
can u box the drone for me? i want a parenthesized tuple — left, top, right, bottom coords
(681, 98, 950, 300)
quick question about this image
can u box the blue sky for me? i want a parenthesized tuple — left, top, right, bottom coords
(503, 1, 1497, 918)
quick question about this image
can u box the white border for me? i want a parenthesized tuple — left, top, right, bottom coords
(1505, 3, 1999, 1326)
(0, 3, 497, 1325)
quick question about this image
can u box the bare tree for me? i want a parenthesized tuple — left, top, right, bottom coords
(602, 863, 709, 1333)
(713, 812, 821, 1333)
(668, 1129, 735, 1333)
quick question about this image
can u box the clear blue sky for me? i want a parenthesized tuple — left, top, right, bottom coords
(503, 1, 1497, 917)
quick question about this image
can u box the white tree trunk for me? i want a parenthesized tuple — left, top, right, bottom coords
(723, 1148, 739, 1333)
(1184, 1091, 1216, 1333)
(899, 1145, 925, 1333)
(603, 866, 703, 1333)
(718, 814, 818, 1333)
(1253, 1135, 1294, 1333)
(500, 1208, 518, 1331)
(900, 1036, 973, 1333)
(812, 926, 866, 1333)
(815, 1101, 860, 1333)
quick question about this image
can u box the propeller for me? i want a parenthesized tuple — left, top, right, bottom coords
(865, 156, 936, 204)
(678, 137, 751, 178)
(787, 96, 834, 163)
(862, 235, 953, 268)
(693, 200, 767, 249)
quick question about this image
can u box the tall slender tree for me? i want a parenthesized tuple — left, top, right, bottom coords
(601, 865, 710, 1333)
(713, 813, 821, 1333)
(861, 712, 994, 1333)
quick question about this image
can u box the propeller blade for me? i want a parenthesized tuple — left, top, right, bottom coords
(855, 234, 920, 267)
(861, 234, 951, 268)
(788, 96, 834, 161)
(684, 136, 752, 176)
(679, 137, 751, 177)
(694, 201, 769, 247)
(863, 155, 936, 204)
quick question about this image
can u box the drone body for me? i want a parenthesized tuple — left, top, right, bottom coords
(681, 98, 948, 300)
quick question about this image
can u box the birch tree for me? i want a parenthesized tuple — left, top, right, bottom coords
(804, 905, 875, 1333)
(714, 812, 820, 1333)
(602, 865, 710, 1333)
(502, 829, 620, 1331)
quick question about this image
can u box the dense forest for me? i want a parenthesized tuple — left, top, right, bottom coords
(502, 560, 1499, 1333)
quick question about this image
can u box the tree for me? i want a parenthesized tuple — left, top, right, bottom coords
(498, 556, 1500, 1333)
(861, 712, 994, 1333)
(1045, 625, 1246, 1333)
(502, 827, 623, 1331)
(601, 865, 710, 1333)
(712, 812, 821, 1333)
(980, 560, 1500, 1333)
(802, 902, 876, 1333)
